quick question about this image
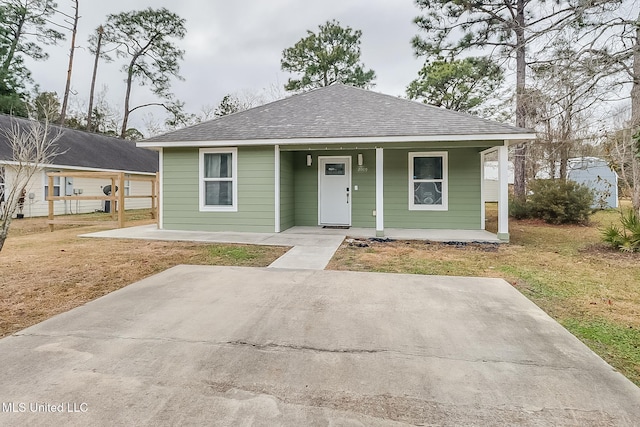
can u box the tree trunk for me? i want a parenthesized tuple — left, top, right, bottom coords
(86, 26, 104, 133)
(632, 14, 640, 130)
(1, 10, 25, 80)
(59, 0, 79, 125)
(559, 144, 569, 180)
(559, 101, 573, 181)
(631, 14, 640, 214)
(120, 59, 136, 139)
(0, 218, 10, 253)
(59, 0, 79, 126)
(513, 0, 528, 200)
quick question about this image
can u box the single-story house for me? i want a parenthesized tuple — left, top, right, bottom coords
(138, 84, 534, 241)
(0, 114, 158, 218)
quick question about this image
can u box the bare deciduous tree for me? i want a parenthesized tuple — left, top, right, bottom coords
(0, 113, 62, 252)
(605, 125, 640, 215)
(527, 42, 610, 180)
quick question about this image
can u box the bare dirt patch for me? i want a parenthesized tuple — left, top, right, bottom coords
(0, 216, 288, 338)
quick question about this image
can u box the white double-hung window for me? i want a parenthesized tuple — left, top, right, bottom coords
(44, 172, 61, 199)
(409, 152, 448, 211)
(199, 148, 238, 212)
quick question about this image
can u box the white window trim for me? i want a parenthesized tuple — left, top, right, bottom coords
(199, 147, 238, 212)
(44, 170, 61, 200)
(124, 174, 131, 196)
(409, 151, 448, 211)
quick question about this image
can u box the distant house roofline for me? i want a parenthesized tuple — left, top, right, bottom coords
(0, 113, 158, 173)
(0, 159, 156, 175)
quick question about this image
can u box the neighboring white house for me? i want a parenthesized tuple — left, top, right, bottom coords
(483, 160, 515, 203)
(0, 114, 158, 218)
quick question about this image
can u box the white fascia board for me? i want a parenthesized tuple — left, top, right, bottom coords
(0, 160, 156, 176)
(137, 133, 536, 149)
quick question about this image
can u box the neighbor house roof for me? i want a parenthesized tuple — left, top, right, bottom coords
(139, 84, 534, 148)
(0, 114, 158, 173)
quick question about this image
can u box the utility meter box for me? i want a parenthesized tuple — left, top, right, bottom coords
(65, 177, 74, 196)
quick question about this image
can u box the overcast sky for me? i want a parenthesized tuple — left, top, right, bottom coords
(26, 0, 426, 132)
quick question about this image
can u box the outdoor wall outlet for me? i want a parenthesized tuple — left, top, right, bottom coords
(372, 210, 377, 216)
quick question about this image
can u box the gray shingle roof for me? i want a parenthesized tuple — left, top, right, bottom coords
(146, 84, 532, 143)
(0, 114, 158, 173)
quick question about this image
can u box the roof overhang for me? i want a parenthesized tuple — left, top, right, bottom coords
(0, 160, 156, 175)
(137, 133, 536, 149)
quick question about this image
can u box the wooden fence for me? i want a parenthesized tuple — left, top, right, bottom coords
(46, 171, 158, 231)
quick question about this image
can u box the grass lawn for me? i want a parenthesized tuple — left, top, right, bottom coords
(0, 210, 288, 338)
(327, 203, 640, 387)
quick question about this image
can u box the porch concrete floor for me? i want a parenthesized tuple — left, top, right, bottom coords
(83, 224, 500, 245)
(283, 226, 501, 242)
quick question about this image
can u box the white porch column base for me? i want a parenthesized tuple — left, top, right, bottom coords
(497, 144, 509, 242)
(375, 147, 384, 237)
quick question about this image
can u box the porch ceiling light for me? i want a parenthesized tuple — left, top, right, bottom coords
(307, 154, 312, 166)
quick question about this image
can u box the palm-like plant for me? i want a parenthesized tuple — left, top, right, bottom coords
(602, 210, 640, 252)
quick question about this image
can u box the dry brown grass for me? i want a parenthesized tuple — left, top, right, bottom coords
(0, 214, 288, 338)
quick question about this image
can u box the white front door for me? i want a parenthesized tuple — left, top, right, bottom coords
(318, 156, 351, 226)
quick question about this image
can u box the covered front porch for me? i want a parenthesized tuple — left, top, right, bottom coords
(277, 143, 511, 242)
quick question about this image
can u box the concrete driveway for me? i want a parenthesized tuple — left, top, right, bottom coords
(1, 266, 639, 426)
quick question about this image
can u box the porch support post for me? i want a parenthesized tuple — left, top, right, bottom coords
(497, 144, 509, 242)
(375, 147, 384, 237)
(480, 150, 486, 230)
(274, 144, 281, 233)
(158, 148, 163, 229)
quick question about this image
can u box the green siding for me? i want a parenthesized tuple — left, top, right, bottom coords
(293, 150, 377, 227)
(163, 146, 275, 232)
(384, 148, 481, 229)
(280, 151, 295, 231)
(163, 144, 485, 232)
(293, 152, 318, 226)
(292, 148, 480, 229)
(351, 151, 376, 227)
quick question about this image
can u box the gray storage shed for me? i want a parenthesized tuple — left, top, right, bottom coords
(567, 157, 618, 209)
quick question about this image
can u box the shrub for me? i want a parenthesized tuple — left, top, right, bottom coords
(509, 197, 531, 219)
(511, 179, 594, 224)
(602, 209, 640, 252)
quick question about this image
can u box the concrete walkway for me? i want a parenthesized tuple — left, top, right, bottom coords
(82, 225, 345, 270)
(1, 266, 639, 426)
(82, 225, 499, 270)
